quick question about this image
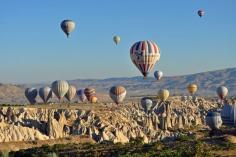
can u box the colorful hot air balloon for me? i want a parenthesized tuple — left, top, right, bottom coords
(205, 112, 222, 130)
(39, 87, 52, 103)
(154, 70, 163, 81)
(90, 95, 98, 103)
(109, 86, 126, 104)
(187, 84, 198, 95)
(113, 36, 120, 45)
(77, 89, 87, 102)
(51, 80, 69, 100)
(84, 87, 95, 101)
(60, 20, 75, 37)
(217, 86, 228, 100)
(65, 85, 77, 102)
(198, 10, 205, 17)
(158, 89, 169, 101)
(130, 40, 160, 79)
(141, 97, 153, 114)
(25, 88, 37, 104)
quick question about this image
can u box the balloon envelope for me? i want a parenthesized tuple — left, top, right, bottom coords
(25, 88, 37, 104)
(51, 80, 69, 100)
(60, 20, 75, 37)
(65, 85, 77, 102)
(130, 40, 160, 78)
(113, 36, 121, 45)
(39, 87, 52, 103)
(205, 112, 222, 130)
(154, 70, 163, 81)
(109, 86, 126, 104)
(217, 86, 228, 100)
(84, 88, 96, 101)
(187, 84, 198, 95)
(77, 89, 87, 102)
(141, 97, 153, 114)
(198, 10, 205, 17)
(90, 96, 98, 103)
(158, 89, 169, 101)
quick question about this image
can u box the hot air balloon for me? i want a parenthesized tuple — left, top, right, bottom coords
(217, 86, 228, 101)
(90, 96, 98, 103)
(205, 112, 222, 130)
(158, 89, 169, 101)
(84, 87, 95, 101)
(51, 80, 69, 101)
(141, 97, 153, 114)
(221, 103, 236, 125)
(77, 89, 87, 102)
(113, 36, 120, 45)
(25, 88, 37, 104)
(130, 40, 160, 79)
(60, 20, 75, 37)
(65, 85, 77, 102)
(154, 70, 163, 81)
(198, 10, 205, 17)
(39, 87, 52, 103)
(187, 84, 198, 95)
(109, 86, 126, 104)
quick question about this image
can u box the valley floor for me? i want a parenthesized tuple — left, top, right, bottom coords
(3, 128, 236, 157)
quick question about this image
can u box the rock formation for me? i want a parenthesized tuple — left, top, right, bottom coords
(0, 97, 220, 143)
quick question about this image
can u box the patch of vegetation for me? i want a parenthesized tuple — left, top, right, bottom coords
(221, 141, 236, 150)
(9, 134, 230, 157)
(0, 151, 9, 157)
(0, 104, 24, 107)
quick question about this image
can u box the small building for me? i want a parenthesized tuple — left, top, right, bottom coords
(221, 103, 236, 125)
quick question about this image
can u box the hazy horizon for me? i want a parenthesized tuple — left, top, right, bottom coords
(0, 0, 236, 83)
(1, 66, 234, 85)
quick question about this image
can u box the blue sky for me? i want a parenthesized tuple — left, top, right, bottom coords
(0, 0, 235, 83)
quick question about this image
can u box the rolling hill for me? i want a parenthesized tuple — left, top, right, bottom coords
(1, 67, 236, 104)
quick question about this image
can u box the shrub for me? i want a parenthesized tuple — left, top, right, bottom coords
(0, 151, 9, 157)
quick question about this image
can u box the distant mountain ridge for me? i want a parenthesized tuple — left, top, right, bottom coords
(27, 67, 236, 96)
(1, 67, 236, 104)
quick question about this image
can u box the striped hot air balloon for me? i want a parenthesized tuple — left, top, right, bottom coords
(39, 87, 52, 103)
(51, 80, 69, 101)
(130, 40, 160, 79)
(109, 86, 126, 104)
(25, 88, 38, 104)
(84, 87, 96, 101)
(65, 85, 77, 102)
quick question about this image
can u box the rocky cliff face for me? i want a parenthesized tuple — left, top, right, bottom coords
(0, 97, 220, 143)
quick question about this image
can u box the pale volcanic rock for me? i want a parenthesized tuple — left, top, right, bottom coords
(0, 97, 220, 144)
(0, 122, 48, 142)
